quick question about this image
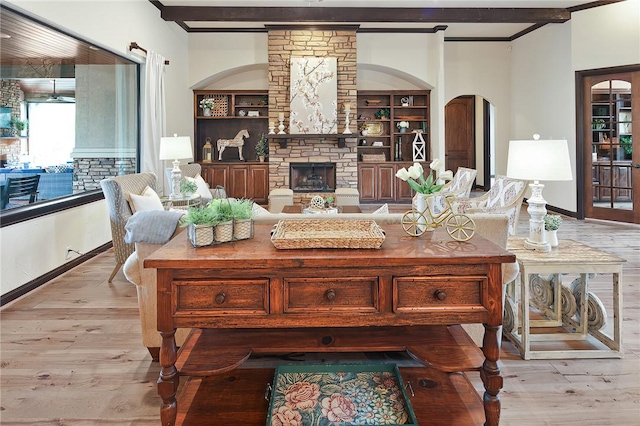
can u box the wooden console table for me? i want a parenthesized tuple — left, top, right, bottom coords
(505, 238, 625, 360)
(146, 225, 514, 425)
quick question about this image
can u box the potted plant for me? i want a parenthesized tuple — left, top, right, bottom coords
(620, 136, 632, 159)
(209, 198, 234, 242)
(255, 132, 269, 162)
(180, 178, 197, 196)
(230, 198, 254, 240)
(180, 205, 218, 246)
(199, 97, 215, 116)
(397, 121, 409, 133)
(543, 214, 562, 248)
(9, 117, 27, 136)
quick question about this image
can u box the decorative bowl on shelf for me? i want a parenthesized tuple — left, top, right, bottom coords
(366, 99, 382, 105)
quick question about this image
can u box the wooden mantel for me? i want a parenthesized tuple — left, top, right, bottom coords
(268, 134, 357, 148)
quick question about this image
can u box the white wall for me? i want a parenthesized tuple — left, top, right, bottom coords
(509, 0, 640, 213)
(0, 201, 111, 295)
(443, 42, 512, 175)
(571, 0, 640, 71)
(511, 22, 576, 212)
(189, 33, 269, 90)
(1, 1, 191, 296)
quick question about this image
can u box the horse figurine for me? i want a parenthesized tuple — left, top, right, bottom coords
(217, 129, 249, 161)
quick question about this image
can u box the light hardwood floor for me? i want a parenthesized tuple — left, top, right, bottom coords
(1, 207, 639, 425)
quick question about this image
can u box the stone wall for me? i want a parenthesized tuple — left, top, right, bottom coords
(0, 80, 24, 164)
(267, 29, 358, 191)
(73, 157, 136, 192)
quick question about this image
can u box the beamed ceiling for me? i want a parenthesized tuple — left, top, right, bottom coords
(0, 1, 625, 96)
(152, 0, 623, 39)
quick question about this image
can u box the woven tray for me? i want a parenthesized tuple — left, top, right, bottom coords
(271, 219, 385, 249)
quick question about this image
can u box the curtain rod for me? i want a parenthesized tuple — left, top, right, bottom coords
(128, 42, 170, 65)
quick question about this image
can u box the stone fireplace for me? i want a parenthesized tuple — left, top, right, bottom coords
(267, 29, 358, 192)
(290, 162, 336, 193)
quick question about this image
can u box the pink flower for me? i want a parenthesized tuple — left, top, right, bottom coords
(321, 393, 357, 423)
(284, 382, 320, 410)
(271, 406, 302, 426)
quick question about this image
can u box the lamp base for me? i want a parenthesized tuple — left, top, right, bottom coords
(169, 160, 183, 199)
(524, 238, 551, 253)
(524, 180, 550, 253)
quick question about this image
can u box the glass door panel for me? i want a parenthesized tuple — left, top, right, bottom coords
(583, 71, 640, 222)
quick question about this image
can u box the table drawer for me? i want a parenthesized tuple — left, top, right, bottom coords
(175, 279, 268, 315)
(394, 277, 485, 312)
(284, 277, 379, 313)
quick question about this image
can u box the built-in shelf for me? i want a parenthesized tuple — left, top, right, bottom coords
(268, 133, 357, 148)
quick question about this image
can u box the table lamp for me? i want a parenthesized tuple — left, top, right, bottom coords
(159, 134, 193, 199)
(506, 134, 573, 252)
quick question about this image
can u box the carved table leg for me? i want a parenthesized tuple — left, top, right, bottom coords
(158, 329, 179, 426)
(481, 324, 503, 426)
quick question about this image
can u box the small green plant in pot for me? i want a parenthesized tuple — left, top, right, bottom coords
(543, 214, 562, 248)
(180, 178, 197, 195)
(255, 133, 269, 162)
(231, 198, 255, 240)
(209, 198, 234, 242)
(180, 205, 218, 246)
(544, 214, 562, 231)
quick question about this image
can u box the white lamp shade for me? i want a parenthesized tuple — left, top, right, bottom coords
(159, 135, 193, 161)
(506, 139, 573, 181)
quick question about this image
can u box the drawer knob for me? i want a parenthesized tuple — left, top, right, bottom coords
(215, 292, 226, 304)
(325, 289, 336, 302)
(434, 290, 447, 301)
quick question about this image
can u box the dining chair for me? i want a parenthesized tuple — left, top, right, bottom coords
(0, 174, 40, 209)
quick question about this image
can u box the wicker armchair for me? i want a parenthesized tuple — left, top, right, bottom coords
(450, 175, 527, 236)
(100, 173, 157, 283)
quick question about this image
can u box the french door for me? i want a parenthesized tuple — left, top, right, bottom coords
(581, 68, 640, 223)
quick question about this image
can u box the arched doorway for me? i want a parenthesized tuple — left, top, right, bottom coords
(445, 95, 495, 190)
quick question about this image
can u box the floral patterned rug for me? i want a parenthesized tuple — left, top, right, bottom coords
(267, 363, 417, 426)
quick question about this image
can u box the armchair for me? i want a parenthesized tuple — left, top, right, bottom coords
(429, 167, 477, 215)
(100, 173, 157, 283)
(165, 163, 226, 200)
(451, 175, 527, 236)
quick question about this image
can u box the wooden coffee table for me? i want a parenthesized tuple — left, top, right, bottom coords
(281, 204, 362, 214)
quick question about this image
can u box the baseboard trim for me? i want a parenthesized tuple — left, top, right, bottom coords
(522, 198, 576, 219)
(0, 242, 112, 307)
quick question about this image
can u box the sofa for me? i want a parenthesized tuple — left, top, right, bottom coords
(123, 205, 516, 359)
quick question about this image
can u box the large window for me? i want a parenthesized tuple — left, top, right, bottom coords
(27, 103, 76, 167)
(0, 5, 139, 222)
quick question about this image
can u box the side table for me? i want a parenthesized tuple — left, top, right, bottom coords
(160, 193, 201, 210)
(505, 238, 625, 360)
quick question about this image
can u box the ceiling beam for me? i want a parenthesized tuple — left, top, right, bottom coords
(158, 7, 571, 24)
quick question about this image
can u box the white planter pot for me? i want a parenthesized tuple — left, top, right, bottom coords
(545, 229, 559, 247)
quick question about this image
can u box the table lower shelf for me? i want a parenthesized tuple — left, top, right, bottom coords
(176, 367, 485, 426)
(175, 325, 486, 376)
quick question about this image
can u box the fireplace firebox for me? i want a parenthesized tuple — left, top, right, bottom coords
(290, 162, 336, 193)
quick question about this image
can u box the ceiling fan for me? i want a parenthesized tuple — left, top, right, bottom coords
(45, 79, 75, 103)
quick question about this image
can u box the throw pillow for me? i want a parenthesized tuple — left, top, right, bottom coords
(372, 203, 389, 214)
(186, 174, 212, 200)
(127, 186, 164, 213)
(252, 202, 271, 217)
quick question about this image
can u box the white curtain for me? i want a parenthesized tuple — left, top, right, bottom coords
(141, 51, 167, 194)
